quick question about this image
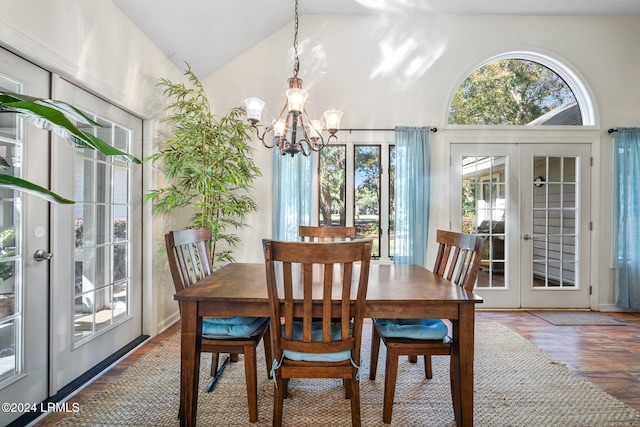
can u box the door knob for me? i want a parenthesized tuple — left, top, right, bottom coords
(34, 249, 53, 261)
(523, 234, 532, 241)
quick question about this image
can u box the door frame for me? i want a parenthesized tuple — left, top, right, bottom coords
(442, 127, 600, 310)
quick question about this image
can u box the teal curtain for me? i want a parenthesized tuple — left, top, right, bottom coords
(393, 126, 431, 267)
(614, 128, 640, 310)
(272, 150, 313, 241)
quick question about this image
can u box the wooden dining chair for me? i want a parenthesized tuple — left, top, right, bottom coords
(298, 225, 356, 242)
(165, 228, 272, 423)
(369, 229, 485, 423)
(263, 239, 373, 427)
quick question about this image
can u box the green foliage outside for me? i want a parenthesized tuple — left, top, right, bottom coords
(146, 65, 261, 268)
(319, 146, 346, 226)
(449, 59, 576, 125)
(355, 146, 381, 217)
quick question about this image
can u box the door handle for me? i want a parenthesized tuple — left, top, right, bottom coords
(523, 234, 532, 241)
(34, 249, 53, 261)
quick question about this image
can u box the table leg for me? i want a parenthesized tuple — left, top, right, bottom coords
(180, 301, 202, 427)
(451, 303, 475, 427)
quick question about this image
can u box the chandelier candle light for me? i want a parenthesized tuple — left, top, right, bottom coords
(244, 0, 342, 157)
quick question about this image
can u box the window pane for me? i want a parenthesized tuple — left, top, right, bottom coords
(0, 319, 18, 382)
(449, 59, 581, 126)
(0, 76, 21, 140)
(318, 145, 346, 226)
(354, 146, 380, 257)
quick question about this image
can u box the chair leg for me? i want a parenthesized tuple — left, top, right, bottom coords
(230, 353, 239, 362)
(273, 375, 284, 427)
(424, 355, 433, 379)
(369, 325, 381, 380)
(349, 375, 362, 427)
(345, 379, 352, 399)
(383, 347, 399, 424)
(244, 345, 259, 422)
(263, 325, 273, 379)
(408, 355, 418, 363)
(282, 378, 290, 399)
(210, 352, 220, 377)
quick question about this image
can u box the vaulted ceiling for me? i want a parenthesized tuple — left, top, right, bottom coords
(112, 0, 640, 79)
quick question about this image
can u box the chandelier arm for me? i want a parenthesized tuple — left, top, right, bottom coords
(276, 101, 289, 121)
(298, 143, 311, 156)
(251, 124, 278, 149)
(300, 107, 326, 151)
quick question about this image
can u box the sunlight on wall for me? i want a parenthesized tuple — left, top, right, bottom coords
(354, 0, 437, 13)
(369, 26, 445, 90)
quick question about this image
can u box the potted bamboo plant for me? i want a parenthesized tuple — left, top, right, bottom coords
(146, 65, 261, 268)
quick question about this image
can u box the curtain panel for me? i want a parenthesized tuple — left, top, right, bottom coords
(614, 128, 640, 310)
(393, 126, 431, 267)
(272, 150, 313, 241)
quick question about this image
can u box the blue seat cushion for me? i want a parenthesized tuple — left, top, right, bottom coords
(201, 316, 268, 339)
(374, 318, 449, 340)
(282, 321, 352, 362)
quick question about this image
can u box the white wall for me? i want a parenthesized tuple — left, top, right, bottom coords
(0, 0, 187, 334)
(205, 14, 640, 310)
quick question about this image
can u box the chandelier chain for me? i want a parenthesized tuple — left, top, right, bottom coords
(293, 0, 300, 77)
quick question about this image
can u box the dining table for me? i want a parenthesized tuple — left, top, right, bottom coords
(174, 262, 483, 427)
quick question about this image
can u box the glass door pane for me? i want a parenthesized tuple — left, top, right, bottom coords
(531, 156, 578, 288)
(461, 156, 507, 288)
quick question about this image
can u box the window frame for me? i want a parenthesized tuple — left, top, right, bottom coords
(316, 140, 394, 262)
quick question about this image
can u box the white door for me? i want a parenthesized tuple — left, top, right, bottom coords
(451, 143, 591, 308)
(49, 77, 143, 393)
(520, 144, 591, 308)
(0, 48, 51, 426)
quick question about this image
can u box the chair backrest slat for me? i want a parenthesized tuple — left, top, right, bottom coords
(263, 239, 372, 361)
(299, 225, 356, 242)
(165, 228, 213, 312)
(433, 229, 485, 292)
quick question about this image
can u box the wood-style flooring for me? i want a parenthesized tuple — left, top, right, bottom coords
(33, 310, 640, 426)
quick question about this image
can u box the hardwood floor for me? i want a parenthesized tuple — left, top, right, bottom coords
(476, 310, 640, 411)
(33, 310, 640, 425)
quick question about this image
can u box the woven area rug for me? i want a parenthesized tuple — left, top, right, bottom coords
(528, 311, 626, 326)
(54, 322, 640, 427)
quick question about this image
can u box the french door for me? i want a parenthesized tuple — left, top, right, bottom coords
(0, 47, 51, 427)
(451, 142, 591, 308)
(0, 47, 143, 425)
(49, 77, 143, 392)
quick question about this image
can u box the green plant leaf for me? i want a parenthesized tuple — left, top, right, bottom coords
(0, 92, 141, 164)
(0, 174, 74, 204)
(78, 131, 142, 164)
(1, 92, 100, 126)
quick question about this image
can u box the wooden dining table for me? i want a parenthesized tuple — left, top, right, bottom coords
(174, 262, 483, 427)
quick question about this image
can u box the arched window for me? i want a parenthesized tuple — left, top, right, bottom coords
(449, 58, 586, 126)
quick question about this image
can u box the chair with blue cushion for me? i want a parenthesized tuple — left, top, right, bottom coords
(165, 228, 271, 423)
(263, 238, 372, 427)
(369, 229, 485, 423)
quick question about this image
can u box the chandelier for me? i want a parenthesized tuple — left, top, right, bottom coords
(244, 0, 342, 157)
